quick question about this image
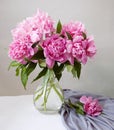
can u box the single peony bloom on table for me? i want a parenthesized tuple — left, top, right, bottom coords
(80, 96, 103, 117)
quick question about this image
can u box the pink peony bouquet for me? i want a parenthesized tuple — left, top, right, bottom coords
(8, 9, 96, 88)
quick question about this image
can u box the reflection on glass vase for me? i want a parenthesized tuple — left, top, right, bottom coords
(33, 69, 64, 114)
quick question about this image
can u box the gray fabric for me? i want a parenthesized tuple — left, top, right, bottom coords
(60, 89, 114, 130)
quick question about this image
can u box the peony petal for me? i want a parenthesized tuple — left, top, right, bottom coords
(66, 41, 73, 53)
(80, 96, 88, 104)
(46, 57, 55, 68)
(66, 53, 74, 65)
(30, 31, 40, 43)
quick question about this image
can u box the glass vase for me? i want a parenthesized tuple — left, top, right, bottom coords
(33, 69, 64, 114)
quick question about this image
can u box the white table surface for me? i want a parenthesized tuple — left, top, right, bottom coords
(0, 95, 66, 130)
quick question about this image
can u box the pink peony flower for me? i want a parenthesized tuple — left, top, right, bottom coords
(9, 9, 55, 64)
(85, 36, 96, 58)
(80, 96, 102, 117)
(62, 21, 86, 37)
(11, 9, 54, 44)
(66, 35, 96, 64)
(42, 34, 67, 68)
(72, 36, 87, 64)
(8, 41, 36, 64)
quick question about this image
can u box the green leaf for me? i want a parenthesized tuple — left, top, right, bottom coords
(21, 66, 28, 89)
(32, 41, 39, 48)
(15, 64, 25, 76)
(56, 20, 62, 33)
(56, 73, 62, 81)
(67, 99, 79, 109)
(53, 63, 60, 73)
(82, 32, 87, 39)
(66, 32, 73, 40)
(76, 108, 85, 115)
(31, 50, 44, 60)
(76, 101, 83, 106)
(67, 100, 85, 115)
(39, 59, 46, 68)
(32, 67, 48, 82)
(26, 62, 37, 76)
(74, 61, 81, 79)
(16, 67, 20, 76)
(71, 67, 77, 77)
(8, 61, 20, 70)
(75, 102, 85, 115)
(65, 61, 81, 79)
(66, 64, 73, 72)
(53, 63, 64, 81)
(57, 64, 64, 73)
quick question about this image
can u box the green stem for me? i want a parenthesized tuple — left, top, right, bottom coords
(35, 69, 64, 111)
(46, 85, 53, 102)
(52, 84, 64, 102)
(34, 86, 43, 94)
(42, 69, 51, 111)
(34, 90, 43, 102)
(43, 84, 47, 111)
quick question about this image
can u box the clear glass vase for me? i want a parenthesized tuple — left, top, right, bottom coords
(33, 69, 64, 114)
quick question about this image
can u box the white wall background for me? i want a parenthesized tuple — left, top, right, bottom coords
(0, 0, 114, 97)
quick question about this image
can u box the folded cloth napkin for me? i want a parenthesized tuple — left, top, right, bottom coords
(60, 89, 114, 130)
